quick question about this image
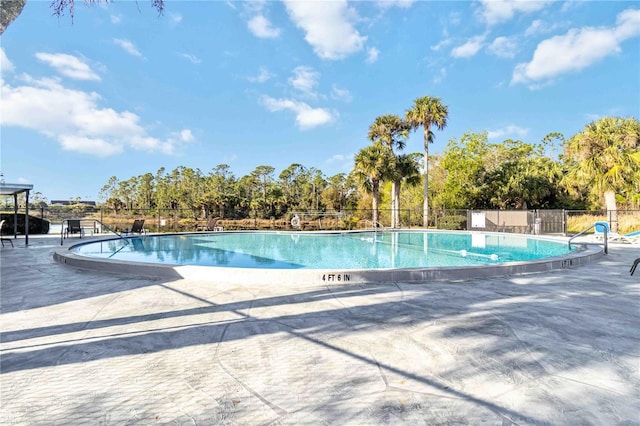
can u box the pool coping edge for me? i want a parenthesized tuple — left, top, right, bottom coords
(53, 233, 605, 284)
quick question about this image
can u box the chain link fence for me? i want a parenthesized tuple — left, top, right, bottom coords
(3, 206, 639, 236)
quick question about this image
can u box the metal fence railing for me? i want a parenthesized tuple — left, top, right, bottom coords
(2, 206, 639, 236)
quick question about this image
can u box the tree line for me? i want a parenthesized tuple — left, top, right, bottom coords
(96, 102, 639, 229)
(352, 97, 638, 229)
(99, 163, 361, 220)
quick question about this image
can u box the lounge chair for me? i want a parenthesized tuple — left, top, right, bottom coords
(593, 222, 639, 245)
(64, 219, 83, 238)
(623, 231, 640, 244)
(0, 220, 13, 247)
(124, 219, 146, 235)
(198, 217, 223, 232)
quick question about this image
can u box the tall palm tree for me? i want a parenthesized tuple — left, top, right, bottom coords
(391, 153, 422, 227)
(405, 96, 448, 228)
(564, 116, 640, 232)
(353, 144, 392, 228)
(367, 114, 409, 227)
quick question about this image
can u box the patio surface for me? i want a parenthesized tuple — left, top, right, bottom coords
(1, 235, 639, 425)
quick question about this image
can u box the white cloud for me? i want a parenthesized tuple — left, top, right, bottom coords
(248, 14, 281, 38)
(1, 74, 189, 156)
(366, 47, 380, 64)
(488, 36, 518, 58)
(110, 14, 122, 24)
(326, 153, 348, 163)
(178, 129, 194, 142)
(113, 38, 143, 58)
(1, 48, 14, 73)
(512, 8, 640, 86)
(615, 8, 640, 39)
(376, 0, 415, 9)
(283, 0, 366, 60)
(448, 11, 461, 26)
(331, 85, 352, 102)
(487, 125, 529, 140)
(525, 19, 543, 36)
(289, 66, 319, 97)
(524, 19, 566, 37)
(169, 13, 183, 25)
(58, 135, 123, 156)
(451, 35, 486, 58)
(433, 67, 447, 84)
(325, 153, 355, 173)
(248, 66, 275, 83)
(223, 153, 238, 164)
(35, 53, 100, 81)
(478, 0, 551, 26)
(431, 37, 452, 52)
(260, 95, 335, 129)
(179, 53, 202, 64)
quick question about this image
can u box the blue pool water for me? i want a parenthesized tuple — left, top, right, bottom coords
(72, 231, 574, 270)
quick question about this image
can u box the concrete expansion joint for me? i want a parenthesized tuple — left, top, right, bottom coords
(2, 238, 639, 425)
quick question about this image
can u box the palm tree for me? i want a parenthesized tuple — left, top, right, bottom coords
(353, 144, 392, 228)
(1, 0, 165, 35)
(391, 153, 422, 227)
(367, 114, 409, 228)
(405, 96, 448, 228)
(0, 0, 25, 35)
(564, 116, 640, 232)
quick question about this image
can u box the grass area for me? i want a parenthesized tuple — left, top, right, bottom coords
(92, 215, 358, 233)
(567, 213, 640, 235)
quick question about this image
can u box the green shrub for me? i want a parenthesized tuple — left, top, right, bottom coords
(437, 215, 467, 230)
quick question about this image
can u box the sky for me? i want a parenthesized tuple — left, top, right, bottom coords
(1, 0, 639, 202)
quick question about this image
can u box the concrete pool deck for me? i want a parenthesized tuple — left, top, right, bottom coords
(1, 234, 639, 425)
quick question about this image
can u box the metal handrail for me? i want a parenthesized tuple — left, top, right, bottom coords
(363, 219, 384, 230)
(568, 223, 608, 254)
(60, 218, 128, 246)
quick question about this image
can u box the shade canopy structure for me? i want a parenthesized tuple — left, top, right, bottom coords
(0, 182, 34, 245)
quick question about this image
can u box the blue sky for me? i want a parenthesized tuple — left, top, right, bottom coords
(1, 0, 639, 202)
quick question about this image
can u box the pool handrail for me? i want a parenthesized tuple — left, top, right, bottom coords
(568, 223, 608, 254)
(60, 218, 128, 246)
(363, 219, 385, 230)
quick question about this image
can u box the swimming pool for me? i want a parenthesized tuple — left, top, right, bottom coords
(56, 230, 603, 284)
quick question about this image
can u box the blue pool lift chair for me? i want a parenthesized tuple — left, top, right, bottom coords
(594, 222, 640, 245)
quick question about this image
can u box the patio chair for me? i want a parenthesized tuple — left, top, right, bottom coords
(0, 220, 13, 247)
(198, 217, 223, 232)
(64, 219, 83, 238)
(124, 219, 146, 235)
(623, 231, 640, 245)
(593, 222, 639, 245)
